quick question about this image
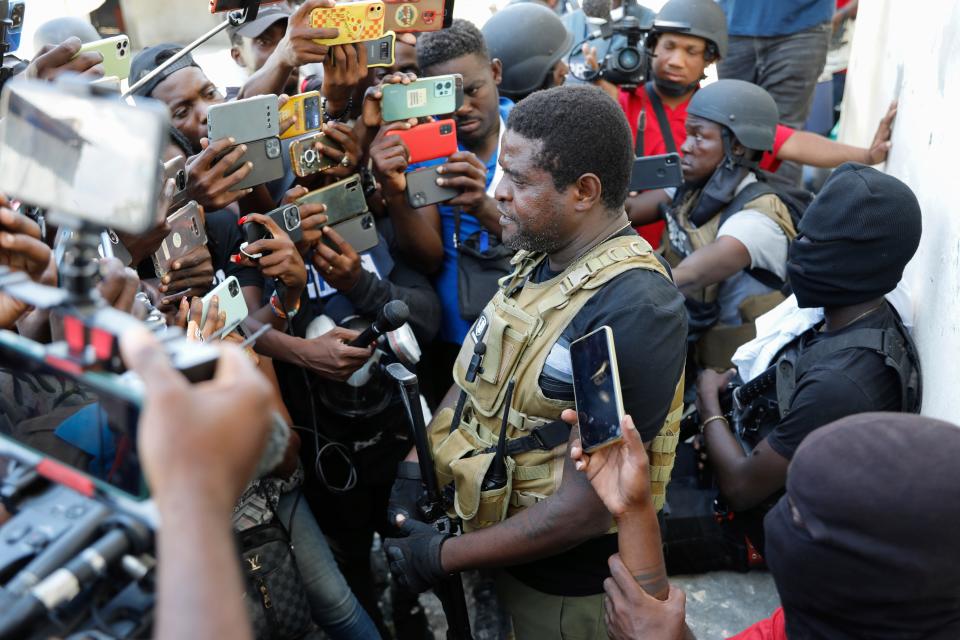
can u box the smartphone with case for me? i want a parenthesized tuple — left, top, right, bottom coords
(310, 1, 386, 46)
(385, 119, 457, 164)
(324, 212, 379, 254)
(571, 326, 625, 453)
(74, 35, 132, 80)
(383, 0, 455, 33)
(162, 155, 189, 209)
(289, 131, 343, 177)
(224, 137, 285, 190)
(279, 91, 322, 140)
(405, 166, 458, 208)
(295, 175, 367, 226)
(629, 152, 683, 192)
(207, 94, 279, 145)
(265, 203, 303, 244)
(365, 31, 396, 68)
(209, 0, 283, 12)
(198, 276, 248, 337)
(381, 74, 463, 122)
(152, 202, 208, 277)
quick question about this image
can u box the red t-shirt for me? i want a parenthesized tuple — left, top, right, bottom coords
(727, 608, 788, 640)
(618, 86, 796, 248)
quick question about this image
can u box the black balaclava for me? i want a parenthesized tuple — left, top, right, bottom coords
(679, 127, 755, 227)
(764, 413, 960, 640)
(787, 163, 922, 308)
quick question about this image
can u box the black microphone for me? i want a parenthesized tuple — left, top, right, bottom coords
(349, 300, 409, 347)
(0, 528, 131, 639)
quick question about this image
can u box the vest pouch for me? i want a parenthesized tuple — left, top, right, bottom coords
(449, 452, 517, 532)
(456, 305, 538, 419)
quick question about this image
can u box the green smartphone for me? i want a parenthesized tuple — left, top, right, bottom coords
(74, 35, 132, 80)
(380, 74, 464, 122)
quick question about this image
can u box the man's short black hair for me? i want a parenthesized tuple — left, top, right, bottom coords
(507, 85, 633, 211)
(416, 19, 488, 71)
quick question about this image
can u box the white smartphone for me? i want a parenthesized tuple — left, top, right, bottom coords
(197, 276, 248, 338)
(570, 326, 625, 453)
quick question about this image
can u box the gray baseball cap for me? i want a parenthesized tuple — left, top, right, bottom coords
(227, 4, 291, 40)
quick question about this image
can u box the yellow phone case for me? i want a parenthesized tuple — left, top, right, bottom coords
(310, 1, 386, 46)
(279, 91, 322, 140)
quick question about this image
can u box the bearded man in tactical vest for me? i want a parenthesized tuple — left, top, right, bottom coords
(666, 79, 801, 370)
(384, 85, 688, 639)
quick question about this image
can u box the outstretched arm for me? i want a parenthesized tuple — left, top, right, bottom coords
(777, 101, 897, 168)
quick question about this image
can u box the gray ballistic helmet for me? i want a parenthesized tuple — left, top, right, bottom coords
(688, 79, 779, 151)
(653, 0, 729, 60)
(482, 2, 574, 100)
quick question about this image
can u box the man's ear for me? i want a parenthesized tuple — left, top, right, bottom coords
(230, 46, 245, 69)
(491, 58, 503, 87)
(731, 141, 747, 157)
(573, 173, 604, 212)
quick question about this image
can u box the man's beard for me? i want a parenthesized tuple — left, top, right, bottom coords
(502, 204, 565, 254)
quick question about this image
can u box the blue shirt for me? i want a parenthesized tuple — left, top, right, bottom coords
(410, 97, 515, 344)
(719, 0, 833, 37)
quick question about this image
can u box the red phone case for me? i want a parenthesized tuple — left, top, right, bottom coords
(385, 119, 458, 165)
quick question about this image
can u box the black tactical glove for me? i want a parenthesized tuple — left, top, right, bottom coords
(384, 517, 451, 594)
(388, 460, 423, 528)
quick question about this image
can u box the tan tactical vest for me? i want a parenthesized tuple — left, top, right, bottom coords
(428, 235, 685, 532)
(662, 191, 797, 369)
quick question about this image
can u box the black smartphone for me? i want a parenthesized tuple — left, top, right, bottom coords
(630, 152, 683, 192)
(570, 326, 625, 453)
(405, 165, 459, 208)
(266, 203, 303, 244)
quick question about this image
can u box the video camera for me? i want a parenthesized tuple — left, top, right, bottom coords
(0, 73, 285, 638)
(570, 0, 654, 89)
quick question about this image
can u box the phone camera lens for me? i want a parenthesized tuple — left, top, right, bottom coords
(445, 81, 452, 89)
(116, 42, 122, 49)
(229, 280, 239, 296)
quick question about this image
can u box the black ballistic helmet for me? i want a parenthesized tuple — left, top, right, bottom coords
(688, 79, 779, 151)
(653, 0, 728, 60)
(482, 3, 574, 100)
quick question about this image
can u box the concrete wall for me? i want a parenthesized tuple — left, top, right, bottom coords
(839, 0, 960, 421)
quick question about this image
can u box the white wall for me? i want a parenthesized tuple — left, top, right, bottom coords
(839, 0, 960, 421)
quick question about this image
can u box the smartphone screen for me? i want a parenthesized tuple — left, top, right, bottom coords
(0, 335, 146, 500)
(571, 326, 625, 453)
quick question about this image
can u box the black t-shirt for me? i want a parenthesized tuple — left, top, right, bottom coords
(765, 302, 905, 460)
(506, 228, 688, 597)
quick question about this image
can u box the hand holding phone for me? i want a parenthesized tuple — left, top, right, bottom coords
(279, 91, 322, 140)
(571, 326, 625, 453)
(73, 35, 132, 80)
(196, 276, 249, 338)
(236, 213, 308, 304)
(385, 119, 457, 164)
(380, 74, 463, 122)
(309, 1, 386, 45)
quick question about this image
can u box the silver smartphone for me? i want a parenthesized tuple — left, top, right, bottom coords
(207, 94, 279, 144)
(571, 326, 625, 453)
(152, 201, 208, 277)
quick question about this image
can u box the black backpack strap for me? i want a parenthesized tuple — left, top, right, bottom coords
(775, 321, 922, 418)
(717, 180, 786, 290)
(644, 81, 677, 154)
(481, 420, 572, 456)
